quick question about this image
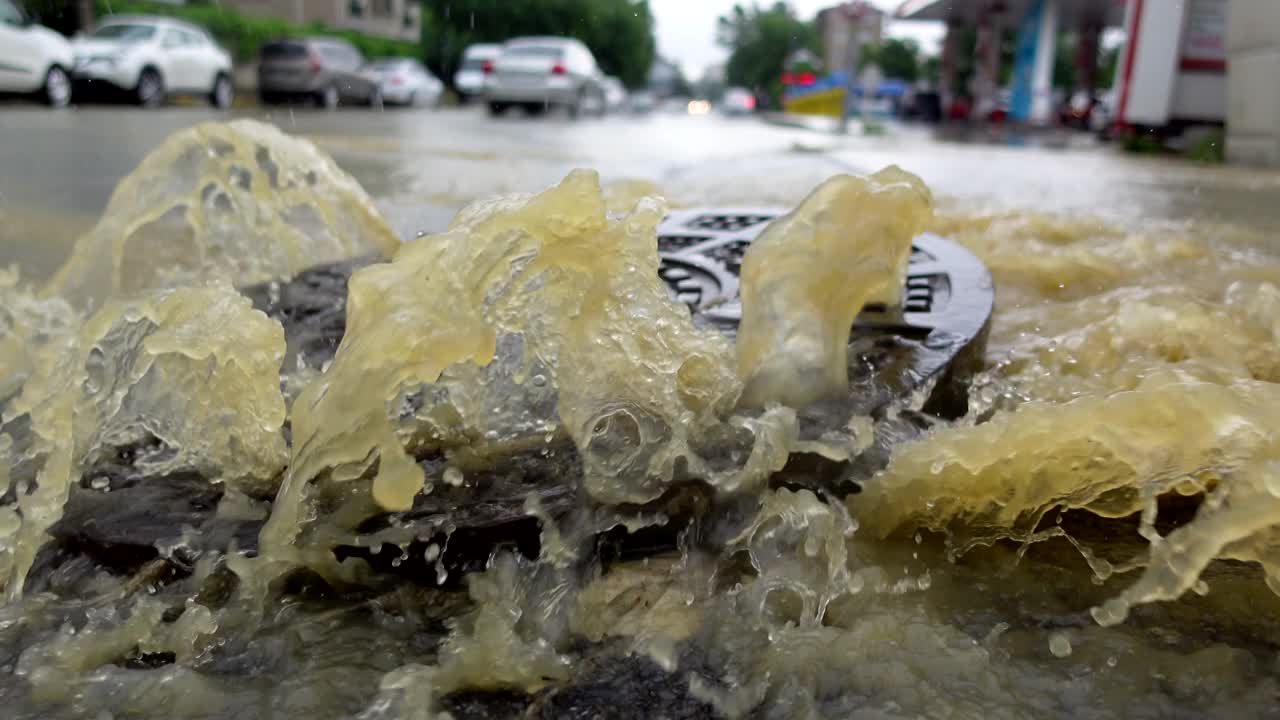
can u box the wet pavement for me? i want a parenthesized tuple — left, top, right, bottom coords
(3, 104, 1280, 282)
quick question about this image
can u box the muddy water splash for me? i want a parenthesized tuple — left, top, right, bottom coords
(6, 120, 1280, 719)
(46, 120, 400, 307)
(0, 283, 286, 597)
(736, 167, 931, 407)
(255, 168, 805, 593)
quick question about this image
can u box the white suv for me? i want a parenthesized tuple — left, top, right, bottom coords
(0, 0, 74, 107)
(484, 37, 605, 118)
(71, 15, 233, 108)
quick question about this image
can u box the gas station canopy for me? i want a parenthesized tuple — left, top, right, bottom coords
(895, 0, 1125, 28)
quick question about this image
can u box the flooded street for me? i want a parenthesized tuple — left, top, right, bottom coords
(6, 105, 1280, 719)
(5, 106, 1279, 281)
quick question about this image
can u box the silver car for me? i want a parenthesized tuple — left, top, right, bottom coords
(369, 58, 443, 107)
(484, 37, 604, 118)
(258, 37, 380, 109)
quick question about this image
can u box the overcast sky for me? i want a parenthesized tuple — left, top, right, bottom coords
(649, 0, 946, 79)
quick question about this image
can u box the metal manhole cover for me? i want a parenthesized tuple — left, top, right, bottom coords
(657, 208, 994, 419)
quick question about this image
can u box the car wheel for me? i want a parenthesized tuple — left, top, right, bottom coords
(42, 65, 71, 108)
(209, 73, 234, 110)
(567, 89, 585, 119)
(369, 88, 384, 110)
(135, 68, 165, 108)
(318, 84, 339, 110)
(487, 101, 507, 116)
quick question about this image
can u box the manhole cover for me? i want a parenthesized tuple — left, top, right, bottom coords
(657, 208, 993, 419)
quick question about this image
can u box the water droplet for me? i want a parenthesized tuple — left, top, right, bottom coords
(443, 467, 464, 487)
(916, 572, 932, 591)
(1049, 632, 1072, 658)
(414, 229, 428, 239)
(531, 373, 547, 387)
(1264, 463, 1280, 497)
(484, 430, 499, 441)
(1105, 655, 1118, 668)
(424, 543, 440, 562)
(914, 532, 923, 544)
(930, 461, 945, 474)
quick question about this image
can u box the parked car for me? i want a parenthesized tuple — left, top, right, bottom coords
(0, 0, 74, 107)
(628, 89, 657, 115)
(720, 86, 756, 116)
(601, 75, 627, 113)
(70, 15, 232, 108)
(258, 38, 381, 109)
(453, 43, 500, 102)
(369, 58, 442, 107)
(484, 37, 605, 118)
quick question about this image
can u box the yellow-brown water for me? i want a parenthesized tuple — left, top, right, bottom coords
(3, 119, 1280, 719)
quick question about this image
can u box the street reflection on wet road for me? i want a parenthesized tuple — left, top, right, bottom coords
(3, 105, 1280, 282)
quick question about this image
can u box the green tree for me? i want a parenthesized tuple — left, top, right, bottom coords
(716, 2, 819, 109)
(420, 0, 656, 89)
(20, 0, 92, 34)
(862, 38, 919, 81)
(1097, 45, 1120, 89)
(921, 56, 940, 84)
(1053, 32, 1076, 90)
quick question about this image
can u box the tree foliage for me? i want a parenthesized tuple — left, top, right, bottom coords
(717, 2, 818, 108)
(87, 1, 420, 61)
(861, 38, 919, 82)
(420, 0, 656, 88)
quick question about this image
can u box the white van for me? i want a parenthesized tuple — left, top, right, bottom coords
(0, 0, 75, 107)
(453, 43, 500, 101)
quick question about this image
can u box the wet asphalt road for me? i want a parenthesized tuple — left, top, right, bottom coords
(3, 103, 1280, 281)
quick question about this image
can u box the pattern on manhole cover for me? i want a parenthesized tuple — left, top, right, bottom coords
(656, 208, 994, 420)
(656, 208, 992, 350)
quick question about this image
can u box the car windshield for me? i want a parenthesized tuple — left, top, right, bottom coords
(260, 42, 306, 60)
(368, 60, 408, 74)
(91, 23, 157, 41)
(505, 45, 562, 58)
(459, 58, 487, 71)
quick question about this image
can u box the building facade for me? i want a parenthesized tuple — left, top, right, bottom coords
(816, 2, 884, 75)
(223, 0, 420, 41)
(1227, 0, 1280, 165)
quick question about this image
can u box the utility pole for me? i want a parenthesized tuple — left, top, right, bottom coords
(77, 0, 94, 33)
(837, 2, 872, 135)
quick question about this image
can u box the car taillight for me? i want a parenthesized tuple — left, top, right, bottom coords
(307, 51, 322, 73)
(551, 63, 567, 76)
(745, 95, 756, 110)
(390, 74, 404, 86)
(482, 60, 494, 75)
